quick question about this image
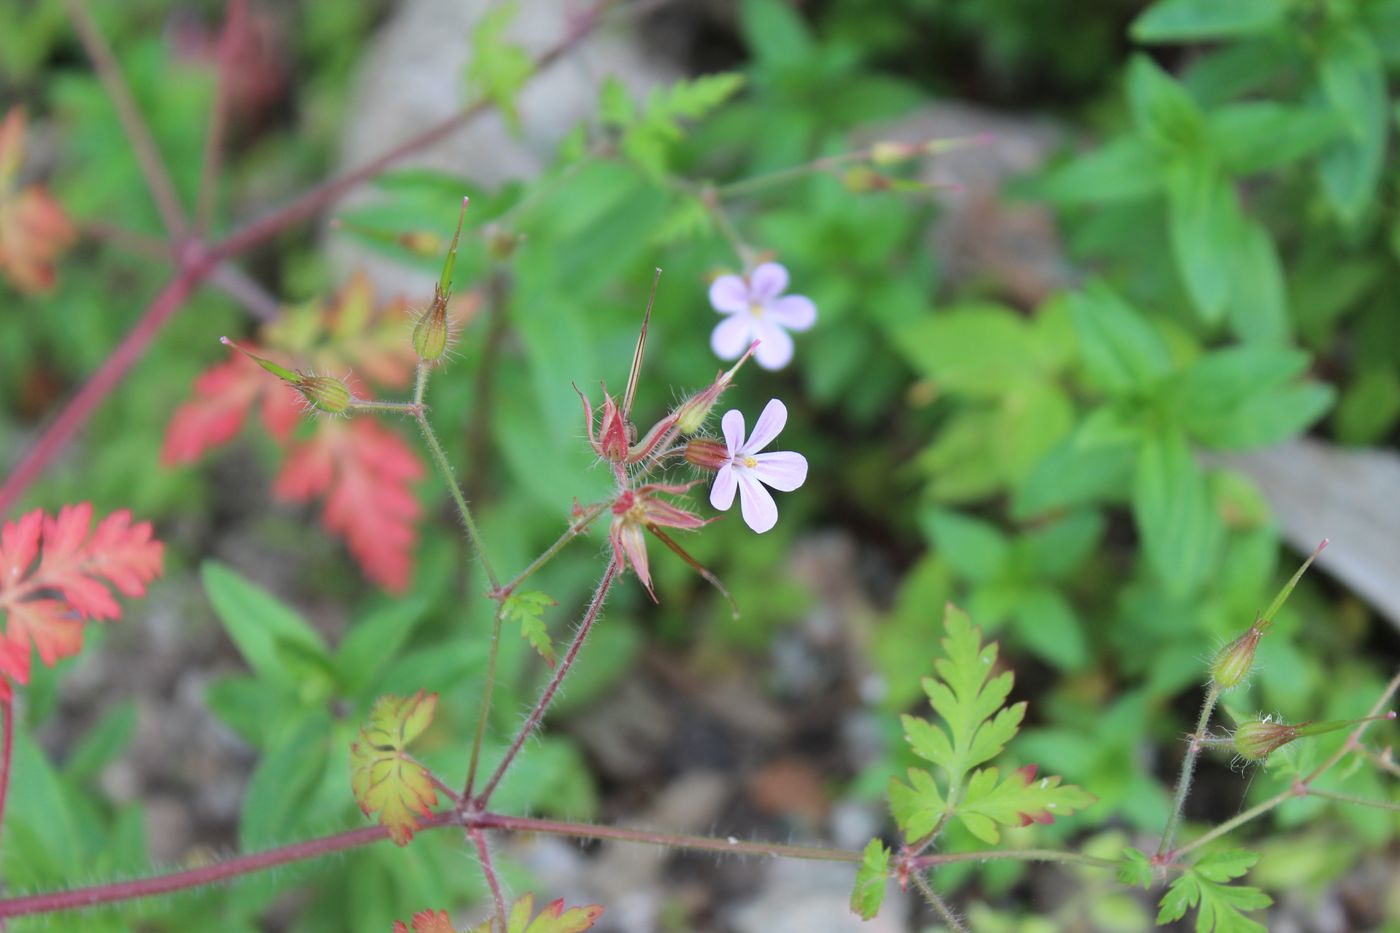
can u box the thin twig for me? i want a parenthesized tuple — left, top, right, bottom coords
(414, 407, 500, 592)
(474, 560, 618, 807)
(196, 0, 245, 233)
(1157, 684, 1221, 856)
(462, 602, 506, 802)
(911, 873, 968, 933)
(62, 0, 188, 238)
(471, 828, 509, 932)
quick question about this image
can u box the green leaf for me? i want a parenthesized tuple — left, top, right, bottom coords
(467, 4, 533, 132)
(503, 590, 558, 667)
(1132, 0, 1285, 42)
(1158, 850, 1272, 932)
(1118, 847, 1154, 889)
(1132, 427, 1223, 597)
(1167, 346, 1334, 449)
(849, 839, 891, 921)
(739, 0, 814, 68)
(955, 764, 1096, 844)
(202, 561, 329, 691)
(1069, 283, 1172, 395)
(896, 303, 1055, 396)
(240, 712, 331, 849)
(62, 700, 136, 786)
(921, 509, 1008, 582)
(1012, 588, 1089, 670)
(1127, 55, 1204, 152)
(1335, 367, 1400, 444)
(1228, 219, 1290, 345)
(1317, 29, 1386, 226)
(335, 597, 430, 696)
(1206, 103, 1341, 176)
(1012, 437, 1135, 518)
(1039, 135, 1165, 204)
(1167, 156, 1241, 324)
(617, 74, 745, 178)
(888, 768, 947, 839)
(904, 605, 1023, 785)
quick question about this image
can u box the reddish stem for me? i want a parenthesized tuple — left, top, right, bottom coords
(0, 811, 458, 918)
(0, 271, 201, 516)
(471, 828, 509, 931)
(473, 560, 618, 807)
(196, 0, 245, 234)
(0, 697, 12, 856)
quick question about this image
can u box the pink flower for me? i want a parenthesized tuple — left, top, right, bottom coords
(708, 262, 816, 371)
(709, 399, 808, 533)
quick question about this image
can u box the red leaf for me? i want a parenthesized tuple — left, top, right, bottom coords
(0, 107, 76, 295)
(0, 504, 164, 693)
(275, 419, 422, 590)
(162, 349, 303, 465)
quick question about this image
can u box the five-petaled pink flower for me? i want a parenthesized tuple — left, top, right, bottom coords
(709, 262, 816, 371)
(710, 399, 808, 533)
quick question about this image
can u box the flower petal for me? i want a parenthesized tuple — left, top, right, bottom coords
(708, 274, 750, 313)
(752, 450, 807, 491)
(748, 262, 789, 302)
(736, 470, 779, 533)
(710, 464, 738, 511)
(744, 398, 788, 454)
(618, 522, 656, 600)
(752, 319, 794, 370)
(711, 314, 754, 361)
(765, 294, 816, 331)
(721, 409, 746, 455)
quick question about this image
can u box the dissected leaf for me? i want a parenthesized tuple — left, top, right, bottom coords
(602, 73, 745, 178)
(888, 768, 945, 839)
(394, 909, 461, 933)
(904, 604, 1022, 784)
(0, 106, 75, 294)
(0, 504, 163, 696)
(468, 4, 533, 131)
(1118, 847, 1154, 889)
(1157, 849, 1272, 932)
(502, 590, 557, 666)
(849, 839, 890, 921)
(482, 893, 604, 933)
(162, 349, 303, 464)
(275, 419, 424, 592)
(350, 690, 440, 846)
(955, 764, 1097, 844)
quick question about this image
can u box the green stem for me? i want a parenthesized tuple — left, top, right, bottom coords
(475, 812, 864, 863)
(414, 407, 500, 593)
(909, 849, 1119, 871)
(462, 602, 506, 802)
(1303, 787, 1400, 812)
(349, 399, 424, 415)
(413, 361, 430, 408)
(714, 150, 871, 199)
(911, 873, 968, 933)
(1157, 684, 1221, 856)
(497, 502, 608, 598)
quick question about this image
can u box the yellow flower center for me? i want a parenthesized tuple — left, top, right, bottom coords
(742, 456, 758, 469)
(749, 301, 765, 318)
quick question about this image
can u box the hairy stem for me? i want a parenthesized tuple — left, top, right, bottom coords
(474, 560, 618, 807)
(0, 812, 458, 918)
(462, 602, 506, 802)
(908, 849, 1119, 871)
(0, 697, 12, 856)
(471, 828, 509, 932)
(0, 272, 201, 515)
(497, 502, 608, 598)
(1157, 683, 1221, 856)
(1171, 668, 1400, 860)
(62, 0, 188, 239)
(196, 0, 244, 234)
(1302, 787, 1400, 812)
(474, 813, 865, 863)
(911, 873, 969, 933)
(414, 408, 500, 592)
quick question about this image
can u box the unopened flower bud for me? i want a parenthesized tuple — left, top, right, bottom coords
(412, 290, 450, 362)
(684, 437, 729, 472)
(1234, 712, 1395, 762)
(296, 374, 351, 414)
(1210, 625, 1261, 690)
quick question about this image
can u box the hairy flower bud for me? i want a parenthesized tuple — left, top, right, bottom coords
(296, 374, 352, 414)
(1210, 625, 1262, 689)
(1233, 712, 1395, 762)
(684, 437, 729, 472)
(412, 290, 450, 362)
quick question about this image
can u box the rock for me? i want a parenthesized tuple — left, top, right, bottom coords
(329, 0, 680, 299)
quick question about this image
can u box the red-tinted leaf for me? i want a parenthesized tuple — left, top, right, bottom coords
(162, 349, 302, 465)
(392, 909, 461, 933)
(506, 893, 605, 933)
(0, 107, 76, 294)
(350, 691, 439, 846)
(0, 504, 164, 693)
(275, 419, 423, 591)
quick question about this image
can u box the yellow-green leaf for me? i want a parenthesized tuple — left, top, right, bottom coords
(350, 690, 439, 846)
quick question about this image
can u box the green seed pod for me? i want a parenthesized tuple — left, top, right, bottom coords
(1210, 626, 1261, 690)
(412, 292, 449, 362)
(297, 374, 351, 414)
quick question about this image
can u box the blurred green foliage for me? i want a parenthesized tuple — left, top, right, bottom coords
(2, 0, 1399, 929)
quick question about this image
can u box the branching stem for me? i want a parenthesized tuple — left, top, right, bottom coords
(1157, 683, 1221, 856)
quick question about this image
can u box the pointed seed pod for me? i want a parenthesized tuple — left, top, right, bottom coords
(1234, 712, 1395, 762)
(412, 290, 449, 362)
(220, 337, 351, 414)
(1210, 539, 1328, 690)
